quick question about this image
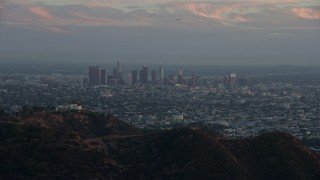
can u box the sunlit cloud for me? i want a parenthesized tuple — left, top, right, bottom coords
(182, 2, 252, 23)
(29, 7, 56, 20)
(292, 7, 320, 19)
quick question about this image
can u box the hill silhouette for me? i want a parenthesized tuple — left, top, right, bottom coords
(0, 111, 319, 179)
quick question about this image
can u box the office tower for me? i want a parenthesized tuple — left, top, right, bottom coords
(116, 61, 123, 82)
(89, 66, 98, 85)
(229, 73, 237, 88)
(89, 66, 105, 86)
(140, 66, 148, 84)
(112, 61, 123, 82)
(152, 70, 158, 85)
(224, 73, 237, 89)
(132, 70, 138, 85)
(100, 68, 106, 85)
(230, 73, 236, 81)
(117, 61, 122, 73)
(159, 64, 164, 82)
(126, 73, 133, 86)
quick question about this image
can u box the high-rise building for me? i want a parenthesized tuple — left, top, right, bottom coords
(112, 61, 123, 83)
(152, 70, 158, 85)
(230, 73, 237, 88)
(101, 69, 106, 85)
(140, 66, 148, 84)
(224, 73, 237, 89)
(117, 61, 123, 82)
(132, 70, 138, 85)
(126, 73, 133, 86)
(89, 66, 105, 86)
(117, 61, 122, 73)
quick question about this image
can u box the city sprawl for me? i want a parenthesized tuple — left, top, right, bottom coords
(1, 63, 320, 140)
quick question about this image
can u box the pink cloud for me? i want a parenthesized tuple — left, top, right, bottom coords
(29, 7, 56, 19)
(182, 2, 251, 23)
(292, 8, 320, 19)
(231, 15, 250, 22)
(184, 3, 224, 20)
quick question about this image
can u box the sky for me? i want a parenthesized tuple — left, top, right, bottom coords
(0, 0, 319, 65)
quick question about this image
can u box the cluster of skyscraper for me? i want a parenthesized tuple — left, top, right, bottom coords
(88, 62, 167, 86)
(88, 61, 248, 88)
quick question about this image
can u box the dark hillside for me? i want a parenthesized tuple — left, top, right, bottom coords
(220, 132, 320, 180)
(0, 112, 319, 179)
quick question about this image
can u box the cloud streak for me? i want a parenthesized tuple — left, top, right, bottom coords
(29, 7, 56, 19)
(182, 2, 252, 23)
(292, 7, 320, 19)
(2, 0, 319, 31)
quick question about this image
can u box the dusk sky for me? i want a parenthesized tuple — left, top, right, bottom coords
(0, 0, 319, 65)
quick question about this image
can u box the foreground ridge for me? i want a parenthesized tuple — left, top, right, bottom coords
(0, 111, 319, 179)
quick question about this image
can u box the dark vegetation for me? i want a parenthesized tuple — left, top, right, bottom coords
(0, 111, 319, 179)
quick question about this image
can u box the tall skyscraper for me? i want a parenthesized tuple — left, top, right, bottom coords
(126, 73, 133, 86)
(159, 64, 164, 82)
(101, 68, 106, 85)
(132, 70, 138, 85)
(229, 73, 237, 88)
(89, 66, 105, 86)
(140, 66, 148, 84)
(224, 73, 237, 89)
(117, 61, 122, 73)
(113, 61, 123, 83)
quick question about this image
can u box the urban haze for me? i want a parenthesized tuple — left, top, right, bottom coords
(1, 0, 320, 179)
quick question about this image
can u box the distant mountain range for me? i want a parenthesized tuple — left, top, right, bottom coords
(1, 111, 319, 179)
